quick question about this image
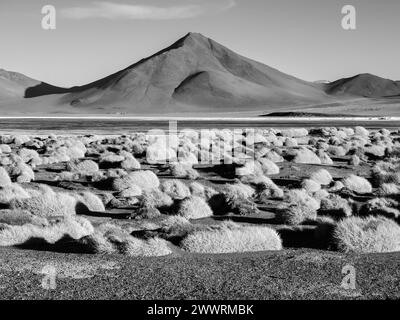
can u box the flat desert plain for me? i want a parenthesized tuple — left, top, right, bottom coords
(0, 121, 400, 299)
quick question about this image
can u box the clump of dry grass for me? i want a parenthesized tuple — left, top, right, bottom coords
(327, 145, 347, 157)
(140, 189, 174, 210)
(9, 188, 78, 217)
(319, 194, 352, 219)
(342, 174, 372, 194)
(208, 193, 256, 217)
(333, 216, 400, 253)
(146, 141, 176, 165)
(118, 185, 142, 198)
(364, 145, 386, 158)
(18, 148, 40, 163)
(180, 221, 282, 253)
(223, 183, 255, 199)
(0, 167, 12, 186)
(93, 223, 172, 256)
(235, 160, 264, 177)
(310, 169, 333, 186)
(0, 144, 11, 153)
(279, 128, 308, 138)
(0, 216, 94, 247)
(285, 189, 320, 211)
(123, 237, 172, 256)
(175, 196, 213, 219)
(160, 179, 191, 200)
(318, 151, 334, 165)
(134, 189, 173, 219)
(99, 153, 125, 168)
(78, 231, 116, 254)
(329, 181, 345, 192)
(120, 157, 141, 170)
(284, 137, 298, 147)
(278, 204, 317, 225)
(55, 171, 80, 182)
(354, 126, 369, 137)
(66, 159, 99, 174)
(349, 155, 361, 166)
(170, 163, 199, 179)
(263, 150, 284, 163)
(12, 135, 30, 146)
(0, 183, 30, 204)
(301, 179, 321, 193)
(209, 183, 259, 216)
(257, 158, 280, 175)
(255, 177, 284, 202)
(277, 189, 321, 225)
(0, 209, 48, 226)
(189, 182, 205, 198)
(376, 183, 400, 196)
(359, 198, 400, 221)
(372, 159, 400, 186)
(158, 215, 193, 239)
(8, 161, 35, 183)
(112, 170, 159, 192)
(76, 191, 106, 213)
(293, 148, 321, 164)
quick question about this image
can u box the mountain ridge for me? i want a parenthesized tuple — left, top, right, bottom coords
(1, 32, 399, 115)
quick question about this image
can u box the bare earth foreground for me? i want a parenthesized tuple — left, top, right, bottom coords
(1, 247, 399, 300)
(1, 120, 400, 300)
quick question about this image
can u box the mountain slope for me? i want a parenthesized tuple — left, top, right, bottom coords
(1, 33, 400, 115)
(57, 32, 331, 112)
(325, 73, 400, 98)
(0, 69, 40, 100)
(0, 69, 67, 101)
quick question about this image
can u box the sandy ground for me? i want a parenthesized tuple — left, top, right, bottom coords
(0, 247, 399, 300)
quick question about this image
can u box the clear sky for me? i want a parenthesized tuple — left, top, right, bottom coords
(0, 0, 399, 87)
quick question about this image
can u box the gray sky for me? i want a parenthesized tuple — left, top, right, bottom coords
(0, 0, 399, 87)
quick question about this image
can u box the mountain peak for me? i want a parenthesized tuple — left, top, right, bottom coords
(182, 32, 208, 40)
(177, 32, 211, 47)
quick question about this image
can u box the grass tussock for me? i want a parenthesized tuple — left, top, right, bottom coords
(0, 209, 48, 226)
(112, 170, 159, 192)
(372, 159, 400, 186)
(180, 221, 282, 253)
(160, 179, 191, 199)
(0, 183, 30, 204)
(10, 189, 78, 217)
(359, 198, 400, 221)
(293, 148, 321, 165)
(76, 191, 106, 213)
(319, 194, 352, 219)
(0, 167, 12, 186)
(176, 196, 213, 219)
(170, 163, 199, 179)
(278, 204, 317, 225)
(342, 175, 372, 194)
(92, 223, 172, 256)
(66, 159, 99, 174)
(310, 169, 333, 185)
(333, 216, 400, 253)
(0, 216, 94, 247)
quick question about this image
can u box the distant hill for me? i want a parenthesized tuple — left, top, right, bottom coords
(325, 73, 400, 98)
(0, 69, 67, 101)
(56, 32, 330, 112)
(0, 69, 40, 100)
(0, 33, 399, 116)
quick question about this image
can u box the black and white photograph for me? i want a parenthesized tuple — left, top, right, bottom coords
(0, 0, 399, 308)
